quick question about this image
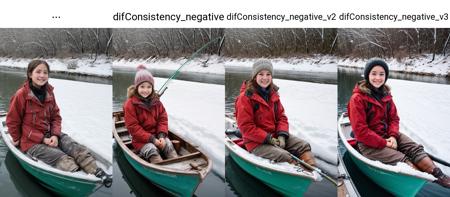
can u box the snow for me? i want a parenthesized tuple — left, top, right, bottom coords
(225, 55, 337, 73)
(151, 77, 225, 177)
(275, 79, 338, 177)
(2, 54, 449, 78)
(113, 55, 337, 76)
(50, 78, 112, 163)
(338, 54, 450, 76)
(389, 79, 450, 175)
(0, 56, 112, 77)
(113, 55, 225, 75)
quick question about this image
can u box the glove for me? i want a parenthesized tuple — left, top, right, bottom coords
(269, 137, 280, 146)
(277, 136, 286, 149)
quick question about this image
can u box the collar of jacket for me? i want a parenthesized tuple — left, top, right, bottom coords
(130, 95, 161, 110)
(23, 81, 55, 106)
(241, 80, 280, 108)
(355, 80, 392, 107)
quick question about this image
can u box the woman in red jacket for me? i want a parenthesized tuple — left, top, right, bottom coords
(235, 60, 315, 166)
(347, 58, 450, 188)
(123, 65, 178, 163)
(6, 60, 109, 182)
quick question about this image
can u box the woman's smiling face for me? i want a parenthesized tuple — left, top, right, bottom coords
(255, 69, 272, 88)
(368, 65, 386, 88)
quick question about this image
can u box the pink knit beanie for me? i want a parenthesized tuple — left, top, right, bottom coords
(134, 65, 154, 87)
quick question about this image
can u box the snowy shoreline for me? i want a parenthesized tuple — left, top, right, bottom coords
(2, 54, 450, 79)
(0, 56, 112, 78)
(338, 54, 450, 77)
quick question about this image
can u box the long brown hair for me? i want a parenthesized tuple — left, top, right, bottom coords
(245, 77, 277, 93)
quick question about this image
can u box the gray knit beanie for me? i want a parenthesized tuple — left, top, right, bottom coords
(252, 59, 273, 79)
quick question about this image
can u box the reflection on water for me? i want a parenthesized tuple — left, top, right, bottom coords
(5, 151, 54, 197)
(225, 156, 279, 197)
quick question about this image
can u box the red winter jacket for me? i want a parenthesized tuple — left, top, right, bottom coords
(6, 82, 62, 152)
(347, 81, 400, 149)
(235, 81, 289, 152)
(123, 91, 168, 151)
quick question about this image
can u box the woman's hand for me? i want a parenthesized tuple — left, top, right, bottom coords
(48, 136, 58, 147)
(43, 137, 51, 145)
(157, 138, 166, 150)
(13, 140, 20, 146)
(386, 137, 397, 149)
(154, 138, 166, 150)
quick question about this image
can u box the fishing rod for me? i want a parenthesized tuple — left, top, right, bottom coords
(157, 36, 223, 96)
(274, 145, 342, 187)
(429, 153, 450, 168)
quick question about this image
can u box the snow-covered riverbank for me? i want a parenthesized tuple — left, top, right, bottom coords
(0, 56, 112, 77)
(338, 54, 450, 77)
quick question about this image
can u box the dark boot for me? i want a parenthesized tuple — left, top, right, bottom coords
(299, 151, 316, 167)
(95, 168, 112, 188)
(415, 156, 450, 188)
(432, 168, 450, 188)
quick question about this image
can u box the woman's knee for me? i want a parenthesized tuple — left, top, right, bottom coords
(139, 143, 160, 160)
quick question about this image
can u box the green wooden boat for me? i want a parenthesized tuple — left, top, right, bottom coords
(338, 113, 435, 197)
(113, 111, 211, 197)
(0, 112, 112, 197)
(225, 117, 319, 197)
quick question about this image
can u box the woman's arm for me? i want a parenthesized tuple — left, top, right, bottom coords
(6, 90, 25, 143)
(49, 97, 62, 137)
(349, 95, 387, 149)
(124, 101, 153, 143)
(387, 100, 400, 139)
(156, 102, 169, 136)
(275, 100, 289, 138)
(236, 96, 271, 144)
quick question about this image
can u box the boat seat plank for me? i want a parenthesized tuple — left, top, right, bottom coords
(116, 127, 128, 134)
(155, 152, 202, 165)
(163, 158, 208, 171)
(115, 120, 125, 126)
(121, 135, 132, 142)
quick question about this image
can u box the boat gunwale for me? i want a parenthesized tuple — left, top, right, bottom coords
(337, 113, 435, 182)
(337, 149, 362, 197)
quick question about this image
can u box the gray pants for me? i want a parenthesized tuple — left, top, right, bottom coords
(26, 133, 96, 173)
(358, 132, 428, 165)
(139, 137, 177, 160)
(251, 135, 311, 163)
